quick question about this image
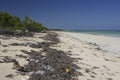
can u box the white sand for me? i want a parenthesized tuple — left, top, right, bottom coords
(55, 31, 120, 80)
(0, 31, 120, 80)
(61, 32, 120, 54)
(0, 33, 45, 80)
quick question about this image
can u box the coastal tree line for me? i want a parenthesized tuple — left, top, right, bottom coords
(0, 11, 47, 33)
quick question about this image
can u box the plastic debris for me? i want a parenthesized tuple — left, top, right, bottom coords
(35, 60, 39, 63)
(46, 65, 54, 71)
(41, 64, 47, 69)
(35, 70, 45, 75)
(66, 68, 70, 73)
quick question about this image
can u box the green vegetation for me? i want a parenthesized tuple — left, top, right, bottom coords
(0, 11, 47, 33)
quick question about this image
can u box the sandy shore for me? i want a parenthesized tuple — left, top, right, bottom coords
(0, 31, 120, 80)
(60, 31, 120, 54)
(56, 31, 120, 80)
(0, 33, 46, 80)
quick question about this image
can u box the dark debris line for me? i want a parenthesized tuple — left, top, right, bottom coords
(22, 32, 81, 80)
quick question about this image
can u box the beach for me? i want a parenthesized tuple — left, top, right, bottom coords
(0, 31, 120, 80)
(60, 31, 120, 54)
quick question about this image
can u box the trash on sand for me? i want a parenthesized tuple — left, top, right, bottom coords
(35, 60, 39, 63)
(35, 70, 45, 75)
(47, 65, 54, 71)
(41, 64, 47, 69)
(66, 68, 70, 73)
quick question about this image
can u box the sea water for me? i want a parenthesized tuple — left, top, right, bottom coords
(68, 30, 120, 38)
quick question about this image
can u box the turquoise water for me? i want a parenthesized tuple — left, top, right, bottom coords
(67, 30, 120, 38)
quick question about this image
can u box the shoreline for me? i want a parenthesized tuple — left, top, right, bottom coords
(58, 31, 120, 55)
(65, 30, 120, 38)
(56, 31, 120, 80)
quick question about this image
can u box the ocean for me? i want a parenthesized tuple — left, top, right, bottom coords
(68, 30, 120, 38)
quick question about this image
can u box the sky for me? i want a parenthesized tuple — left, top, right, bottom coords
(0, 0, 120, 30)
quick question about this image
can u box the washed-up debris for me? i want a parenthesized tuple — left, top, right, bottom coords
(66, 68, 70, 73)
(21, 50, 44, 60)
(29, 42, 41, 48)
(9, 41, 50, 49)
(35, 60, 39, 63)
(2, 56, 13, 63)
(90, 74, 95, 78)
(29, 42, 52, 49)
(12, 59, 27, 72)
(2, 45, 8, 47)
(35, 70, 45, 75)
(96, 47, 102, 50)
(5, 74, 14, 78)
(47, 65, 54, 71)
(92, 66, 99, 69)
(106, 78, 113, 80)
(0, 61, 4, 63)
(20, 32, 81, 80)
(16, 54, 27, 58)
(77, 58, 83, 60)
(85, 68, 90, 73)
(9, 42, 36, 46)
(2, 49, 8, 52)
(9, 43, 19, 46)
